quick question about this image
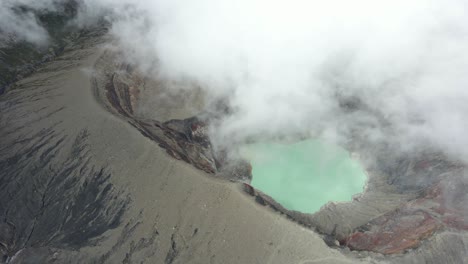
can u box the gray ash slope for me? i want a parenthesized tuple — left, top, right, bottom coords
(0, 29, 127, 262)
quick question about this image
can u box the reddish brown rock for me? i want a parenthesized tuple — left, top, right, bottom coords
(342, 172, 468, 255)
(344, 209, 441, 254)
(415, 178, 468, 231)
(242, 183, 255, 196)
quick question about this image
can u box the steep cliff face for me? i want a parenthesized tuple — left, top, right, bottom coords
(91, 52, 252, 180)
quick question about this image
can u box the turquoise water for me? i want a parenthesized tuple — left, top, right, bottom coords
(239, 139, 366, 213)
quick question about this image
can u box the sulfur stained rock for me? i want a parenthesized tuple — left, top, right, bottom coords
(344, 209, 441, 254)
(342, 171, 468, 255)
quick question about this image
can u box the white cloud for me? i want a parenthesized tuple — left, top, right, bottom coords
(4, 0, 468, 159)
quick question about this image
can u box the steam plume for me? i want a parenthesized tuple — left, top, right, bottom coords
(3, 0, 468, 160)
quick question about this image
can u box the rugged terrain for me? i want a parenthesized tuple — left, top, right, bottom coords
(1, 20, 468, 264)
(0, 29, 359, 263)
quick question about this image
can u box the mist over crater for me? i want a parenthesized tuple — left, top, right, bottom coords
(2, 1, 468, 263)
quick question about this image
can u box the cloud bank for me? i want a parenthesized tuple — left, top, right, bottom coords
(4, 0, 468, 159)
(0, 0, 53, 45)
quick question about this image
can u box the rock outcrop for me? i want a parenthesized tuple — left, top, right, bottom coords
(93, 55, 252, 178)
